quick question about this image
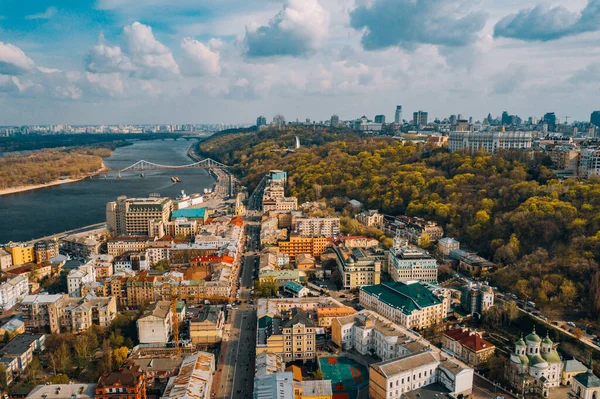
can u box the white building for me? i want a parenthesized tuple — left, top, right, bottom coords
(389, 239, 438, 283)
(437, 237, 460, 256)
(0, 249, 13, 271)
(0, 275, 29, 310)
(67, 264, 96, 297)
(448, 130, 532, 153)
(161, 351, 214, 399)
(137, 301, 172, 344)
(369, 351, 473, 398)
(294, 217, 341, 238)
(356, 210, 384, 228)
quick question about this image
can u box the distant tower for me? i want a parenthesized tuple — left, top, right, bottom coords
(295, 136, 301, 149)
(330, 115, 340, 127)
(413, 110, 428, 126)
(256, 116, 267, 127)
(272, 114, 286, 128)
(374, 115, 386, 124)
(591, 111, 600, 128)
(395, 106, 403, 124)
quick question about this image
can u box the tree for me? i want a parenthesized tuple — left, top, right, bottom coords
(0, 364, 8, 394)
(312, 369, 324, 380)
(483, 307, 501, 327)
(51, 374, 70, 384)
(50, 342, 71, 375)
(515, 279, 532, 299)
(109, 330, 124, 348)
(501, 302, 519, 326)
(113, 347, 129, 367)
(99, 340, 113, 373)
(590, 272, 600, 318)
(74, 336, 92, 369)
(573, 328, 584, 339)
(560, 279, 577, 304)
(418, 233, 432, 249)
(28, 356, 41, 383)
(487, 354, 507, 383)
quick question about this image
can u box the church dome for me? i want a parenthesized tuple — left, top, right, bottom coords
(542, 335, 553, 345)
(530, 354, 548, 368)
(542, 350, 561, 363)
(526, 328, 542, 343)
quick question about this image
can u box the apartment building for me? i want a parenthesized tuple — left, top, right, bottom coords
(442, 328, 496, 367)
(106, 196, 172, 236)
(137, 301, 172, 344)
(316, 306, 357, 328)
(4, 243, 35, 266)
(331, 310, 427, 361)
(332, 246, 382, 289)
(0, 249, 12, 271)
(369, 351, 473, 398)
(262, 309, 316, 362)
(189, 306, 224, 345)
(85, 255, 114, 279)
(389, 239, 438, 283)
(278, 236, 328, 260)
(107, 237, 150, 257)
(384, 216, 444, 245)
(294, 217, 340, 238)
(459, 283, 495, 316)
(60, 231, 104, 257)
(359, 281, 450, 330)
(0, 275, 29, 310)
(33, 240, 59, 264)
(263, 197, 298, 213)
(0, 334, 46, 378)
(162, 352, 215, 399)
(95, 365, 146, 399)
(334, 236, 379, 249)
(19, 294, 65, 333)
(437, 237, 460, 256)
(356, 210, 384, 228)
(448, 130, 532, 153)
(67, 264, 97, 297)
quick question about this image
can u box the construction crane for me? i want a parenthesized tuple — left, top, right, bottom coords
(564, 116, 571, 124)
(170, 292, 238, 356)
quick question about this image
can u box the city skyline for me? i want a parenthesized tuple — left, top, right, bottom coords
(1, 0, 600, 124)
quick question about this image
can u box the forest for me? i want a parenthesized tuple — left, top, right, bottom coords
(0, 148, 108, 189)
(198, 127, 600, 319)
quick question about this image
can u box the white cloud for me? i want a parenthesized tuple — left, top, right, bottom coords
(85, 35, 135, 74)
(37, 66, 61, 74)
(85, 72, 125, 97)
(122, 22, 180, 79)
(181, 38, 221, 76)
(25, 7, 58, 20)
(0, 42, 36, 75)
(244, 0, 330, 57)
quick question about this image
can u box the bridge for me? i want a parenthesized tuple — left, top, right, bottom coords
(108, 158, 228, 173)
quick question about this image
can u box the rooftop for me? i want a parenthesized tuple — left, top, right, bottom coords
(97, 365, 143, 388)
(361, 281, 443, 315)
(162, 352, 215, 399)
(171, 208, 207, 219)
(25, 384, 96, 399)
(372, 351, 439, 378)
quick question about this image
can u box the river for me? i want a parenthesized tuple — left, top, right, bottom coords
(0, 139, 215, 243)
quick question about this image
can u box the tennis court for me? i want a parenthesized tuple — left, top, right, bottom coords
(319, 357, 369, 399)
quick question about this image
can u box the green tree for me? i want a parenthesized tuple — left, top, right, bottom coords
(418, 233, 432, 249)
(28, 356, 41, 383)
(312, 369, 324, 380)
(113, 347, 129, 367)
(51, 374, 70, 384)
(0, 364, 8, 394)
(560, 279, 577, 304)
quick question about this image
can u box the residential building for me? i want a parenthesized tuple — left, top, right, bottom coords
(95, 365, 146, 399)
(33, 240, 59, 264)
(283, 282, 310, 298)
(448, 130, 533, 153)
(67, 263, 97, 297)
(413, 110, 428, 126)
(437, 238, 460, 256)
(189, 306, 225, 345)
(562, 359, 588, 386)
(507, 328, 563, 397)
(359, 281, 450, 330)
(334, 236, 379, 249)
(592, 111, 600, 128)
(295, 254, 315, 270)
(278, 236, 328, 260)
(60, 231, 104, 257)
(293, 380, 333, 399)
(254, 370, 295, 399)
(0, 275, 29, 310)
(389, 239, 438, 283)
(0, 317, 25, 336)
(374, 115, 386, 124)
(331, 310, 427, 361)
(459, 283, 494, 316)
(330, 115, 340, 127)
(263, 197, 298, 212)
(26, 384, 96, 399)
(395, 106, 402, 124)
(19, 294, 65, 333)
(0, 249, 12, 271)
(384, 216, 443, 245)
(256, 308, 317, 362)
(455, 251, 494, 276)
(257, 116, 267, 127)
(106, 196, 172, 236)
(369, 351, 473, 398)
(442, 328, 495, 366)
(294, 217, 340, 238)
(86, 255, 114, 279)
(569, 367, 600, 399)
(259, 270, 304, 286)
(5, 242, 35, 266)
(137, 301, 172, 344)
(316, 306, 357, 328)
(0, 334, 45, 376)
(356, 210, 384, 228)
(332, 246, 382, 289)
(107, 237, 150, 257)
(161, 352, 214, 399)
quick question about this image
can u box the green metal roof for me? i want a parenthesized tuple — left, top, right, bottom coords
(529, 354, 548, 366)
(575, 370, 600, 388)
(542, 335, 553, 345)
(360, 281, 442, 315)
(526, 330, 542, 343)
(284, 281, 305, 293)
(542, 350, 561, 363)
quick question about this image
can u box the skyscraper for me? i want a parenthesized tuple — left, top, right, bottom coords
(374, 115, 386, 124)
(413, 111, 428, 126)
(591, 111, 600, 127)
(501, 111, 510, 125)
(256, 116, 267, 127)
(395, 106, 403, 124)
(330, 115, 340, 127)
(544, 112, 557, 127)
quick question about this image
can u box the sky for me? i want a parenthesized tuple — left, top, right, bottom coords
(0, 0, 599, 125)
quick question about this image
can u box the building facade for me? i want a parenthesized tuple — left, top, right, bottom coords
(448, 131, 533, 153)
(332, 246, 382, 289)
(95, 365, 146, 399)
(442, 328, 496, 367)
(294, 217, 340, 238)
(0, 275, 29, 310)
(389, 240, 438, 283)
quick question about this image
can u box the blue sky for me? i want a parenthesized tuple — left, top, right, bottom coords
(1, 0, 599, 125)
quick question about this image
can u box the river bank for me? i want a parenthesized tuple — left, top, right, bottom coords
(0, 161, 109, 197)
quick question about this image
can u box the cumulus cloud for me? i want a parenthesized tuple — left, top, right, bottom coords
(349, 0, 487, 51)
(0, 42, 36, 75)
(123, 22, 180, 79)
(492, 65, 528, 95)
(25, 6, 57, 20)
(494, 0, 600, 42)
(85, 23, 179, 80)
(180, 38, 221, 76)
(244, 0, 330, 57)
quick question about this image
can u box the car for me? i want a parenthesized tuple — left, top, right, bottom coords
(567, 322, 576, 328)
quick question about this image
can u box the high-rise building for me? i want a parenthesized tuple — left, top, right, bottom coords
(448, 131, 533, 153)
(394, 105, 402, 124)
(272, 114, 286, 127)
(330, 114, 340, 127)
(591, 111, 600, 127)
(106, 196, 172, 236)
(374, 114, 386, 124)
(450, 115, 457, 125)
(256, 116, 267, 127)
(544, 112, 557, 127)
(413, 110, 428, 126)
(501, 111, 511, 125)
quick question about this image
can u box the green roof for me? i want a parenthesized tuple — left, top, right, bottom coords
(542, 335, 553, 345)
(575, 370, 600, 388)
(542, 350, 561, 363)
(258, 315, 272, 329)
(526, 330, 542, 343)
(284, 281, 305, 293)
(171, 208, 206, 219)
(360, 281, 442, 315)
(516, 338, 526, 347)
(529, 354, 548, 366)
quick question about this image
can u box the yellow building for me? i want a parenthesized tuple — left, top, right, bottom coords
(278, 236, 328, 260)
(5, 243, 35, 266)
(257, 309, 316, 362)
(293, 380, 332, 399)
(316, 306, 357, 328)
(189, 306, 224, 345)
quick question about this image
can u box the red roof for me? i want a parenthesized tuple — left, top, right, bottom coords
(460, 334, 494, 352)
(444, 328, 471, 342)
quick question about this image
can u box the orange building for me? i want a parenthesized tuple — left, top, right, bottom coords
(278, 236, 328, 260)
(95, 365, 146, 399)
(316, 306, 357, 328)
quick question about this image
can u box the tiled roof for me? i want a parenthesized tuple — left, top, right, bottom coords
(361, 281, 442, 315)
(372, 351, 439, 378)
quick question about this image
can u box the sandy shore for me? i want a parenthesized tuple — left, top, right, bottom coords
(0, 161, 109, 197)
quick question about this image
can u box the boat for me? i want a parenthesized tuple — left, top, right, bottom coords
(141, 172, 145, 178)
(171, 176, 181, 183)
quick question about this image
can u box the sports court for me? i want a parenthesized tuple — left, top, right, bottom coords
(318, 357, 369, 399)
